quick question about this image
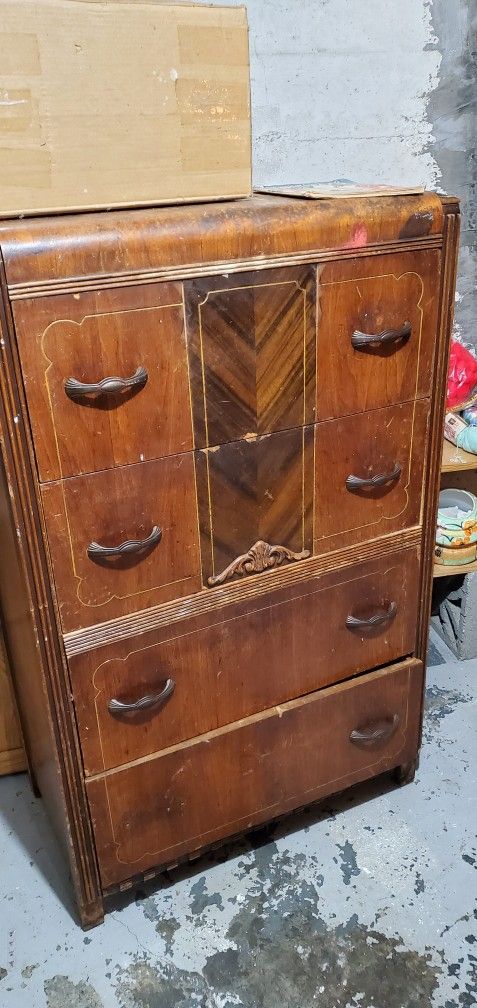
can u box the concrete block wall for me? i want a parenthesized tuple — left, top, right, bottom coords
(198, 0, 476, 344)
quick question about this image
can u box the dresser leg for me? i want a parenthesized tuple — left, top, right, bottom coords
(78, 896, 105, 930)
(393, 755, 419, 786)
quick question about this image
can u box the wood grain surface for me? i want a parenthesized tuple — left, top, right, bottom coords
(86, 658, 423, 888)
(316, 249, 440, 419)
(0, 193, 458, 926)
(40, 454, 201, 632)
(70, 547, 419, 776)
(196, 425, 314, 587)
(13, 282, 193, 482)
(0, 194, 443, 288)
(314, 399, 430, 553)
(185, 266, 315, 447)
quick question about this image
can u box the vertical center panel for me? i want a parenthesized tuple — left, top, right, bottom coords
(184, 266, 316, 447)
(195, 426, 314, 587)
(185, 267, 317, 589)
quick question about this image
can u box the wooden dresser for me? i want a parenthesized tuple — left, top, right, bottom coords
(0, 194, 459, 927)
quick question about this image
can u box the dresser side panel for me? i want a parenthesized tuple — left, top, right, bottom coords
(0, 258, 103, 927)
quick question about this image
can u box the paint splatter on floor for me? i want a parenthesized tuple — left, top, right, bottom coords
(0, 636, 475, 1007)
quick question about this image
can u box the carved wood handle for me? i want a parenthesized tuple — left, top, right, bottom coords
(350, 714, 400, 750)
(65, 366, 148, 402)
(87, 525, 162, 561)
(108, 678, 175, 717)
(346, 601, 397, 629)
(351, 322, 411, 349)
(346, 464, 401, 491)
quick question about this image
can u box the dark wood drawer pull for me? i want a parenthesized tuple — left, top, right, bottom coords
(87, 525, 162, 561)
(350, 713, 399, 750)
(64, 366, 148, 402)
(108, 678, 175, 717)
(346, 463, 401, 491)
(351, 321, 411, 350)
(346, 601, 397, 629)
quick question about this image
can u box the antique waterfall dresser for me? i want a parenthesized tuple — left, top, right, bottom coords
(0, 193, 459, 926)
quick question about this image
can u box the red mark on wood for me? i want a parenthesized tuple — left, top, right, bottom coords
(345, 223, 368, 248)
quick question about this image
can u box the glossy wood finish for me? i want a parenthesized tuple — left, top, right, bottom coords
(316, 250, 440, 419)
(71, 547, 419, 776)
(0, 413, 102, 926)
(314, 399, 430, 554)
(0, 194, 459, 926)
(87, 658, 423, 888)
(185, 266, 315, 447)
(41, 454, 201, 632)
(196, 425, 314, 587)
(0, 194, 443, 289)
(13, 283, 192, 482)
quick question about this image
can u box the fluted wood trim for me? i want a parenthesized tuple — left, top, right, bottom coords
(8, 238, 442, 301)
(64, 527, 422, 656)
(416, 207, 460, 663)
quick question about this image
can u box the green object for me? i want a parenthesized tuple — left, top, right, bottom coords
(456, 424, 477, 453)
(436, 488, 477, 549)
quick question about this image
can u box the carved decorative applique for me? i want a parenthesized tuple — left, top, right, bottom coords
(208, 540, 310, 587)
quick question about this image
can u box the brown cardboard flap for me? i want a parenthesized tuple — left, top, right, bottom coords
(0, 1, 252, 216)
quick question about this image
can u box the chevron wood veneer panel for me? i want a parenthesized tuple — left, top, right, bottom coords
(195, 425, 314, 587)
(185, 266, 316, 448)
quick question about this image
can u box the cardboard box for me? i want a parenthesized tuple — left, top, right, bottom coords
(0, 1, 252, 216)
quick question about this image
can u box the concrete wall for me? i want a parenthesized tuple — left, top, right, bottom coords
(429, 0, 476, 342)
(200, 0, 476, 342)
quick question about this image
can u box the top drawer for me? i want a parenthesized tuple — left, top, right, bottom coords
(12, 282, 194, 482)
(316, 250, 440, 420)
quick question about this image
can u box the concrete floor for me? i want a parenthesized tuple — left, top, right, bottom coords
(0, 627, 476, 1008)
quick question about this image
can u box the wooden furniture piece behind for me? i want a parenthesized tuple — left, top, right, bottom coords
(0, 193, 459, 927)
(0, 634, 25, 775)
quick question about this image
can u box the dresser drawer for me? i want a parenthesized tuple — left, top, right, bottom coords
(13, 283, 193, 482)
(314, 399, 429, 554)
(40, 455, 202, 632)
(71, 546, 419, 775)
(316, 250, 440, 420)
(86, 658, 423, 888)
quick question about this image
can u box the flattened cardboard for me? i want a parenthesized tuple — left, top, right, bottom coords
(0, 0, 252, 216)
(257, 183, 425, 199)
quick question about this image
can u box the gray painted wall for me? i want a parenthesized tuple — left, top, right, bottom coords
(199, 0, 477, 342)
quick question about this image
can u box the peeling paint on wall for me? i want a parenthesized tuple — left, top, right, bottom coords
(193, 0, 476, 344)
(429, 0, 477, 344)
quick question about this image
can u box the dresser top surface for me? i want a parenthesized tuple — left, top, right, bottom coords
(0, 191, 449, 288)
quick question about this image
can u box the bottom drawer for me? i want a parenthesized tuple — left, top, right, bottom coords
(87, 658, 423, 889)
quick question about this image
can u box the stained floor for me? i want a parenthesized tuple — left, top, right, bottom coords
(0, 627, 476, 1008)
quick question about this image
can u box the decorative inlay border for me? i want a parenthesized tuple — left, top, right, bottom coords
(64, 527, 422, 656)
(8, 238, 442, 300)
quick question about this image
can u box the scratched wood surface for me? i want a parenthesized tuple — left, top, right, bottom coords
(195, 425, 314, 587)
(12, 282, 193, 482)
(40, 454, 202, 632)
(316, 249, 440, 420)
(0, 193, 443, 287)
(86, 659, 423, 888)
(70, 546, 420, 776)
(313, 399, 430, 554)
(0, 194, 459, 925)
